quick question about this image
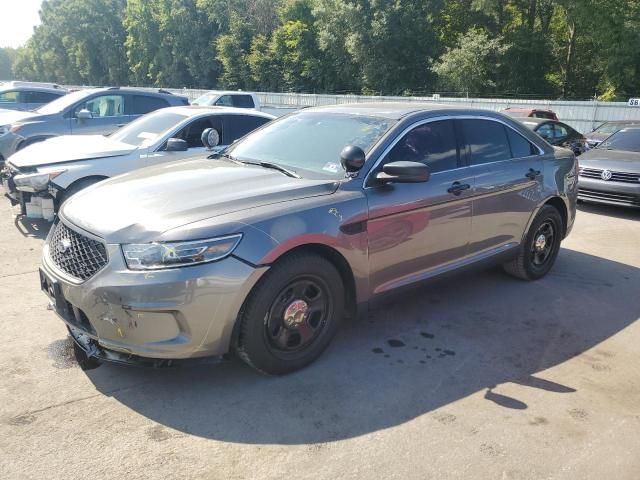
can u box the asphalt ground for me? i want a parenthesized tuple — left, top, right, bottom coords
(0, 198, 638, 480)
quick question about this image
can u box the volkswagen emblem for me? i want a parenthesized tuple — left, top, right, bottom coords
(57, 238, 72, 254)
(601, 169, 612, 181)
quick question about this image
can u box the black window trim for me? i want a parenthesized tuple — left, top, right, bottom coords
(364, 115, 544, 188)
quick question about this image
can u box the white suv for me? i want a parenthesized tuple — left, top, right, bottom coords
(192, 91, 261, 110)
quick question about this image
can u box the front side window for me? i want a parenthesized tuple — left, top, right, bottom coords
(214, 95, 234, 107)
(386, 120, 458, 173)
(0, 91, 18, 103)
(176, 117, 223, 148)
(460, 119, 511, 165)
(227, 112, 396, 179)
(78, 94, 125, 117)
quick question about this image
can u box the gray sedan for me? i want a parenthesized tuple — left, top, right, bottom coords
(578, 127, 640, 208)
(39, 104, 577, 374)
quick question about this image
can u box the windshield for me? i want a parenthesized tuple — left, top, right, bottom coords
(598, 128, 640, 152)
(226, 112, 396, 178)
(36, 89, 91, 115)
(110, 110, 187, 147)
(192, 93, 217, 106)
(594, 122, 635, 135)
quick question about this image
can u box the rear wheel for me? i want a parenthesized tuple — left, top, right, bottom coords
(503, 205, 563, 281)
(235, 253, 345, 375)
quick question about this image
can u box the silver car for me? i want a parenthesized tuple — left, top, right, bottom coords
(0, 82, 67, 112)
(0, 87, 188, 163)
(39, 104, 578, 374)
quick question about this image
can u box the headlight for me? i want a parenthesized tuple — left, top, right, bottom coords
(13, 170, 65, 192)
(0, 125, 9, 136)
(122, 234, 242, 270)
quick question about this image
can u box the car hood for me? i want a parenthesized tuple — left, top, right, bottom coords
(0, 109, 40, 126)
(8, 135, 137, 168)
(579, 149, 640, 173)
(61, 158, 339, 243)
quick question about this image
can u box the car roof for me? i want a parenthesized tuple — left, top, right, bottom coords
(0, 85, 66, 94)
(519, 117, 560, 125)
(504, 107, 555, 113)
(302, 102, 468, 119)
(197, 90, 257, 96)
(159, 105, 275, 119)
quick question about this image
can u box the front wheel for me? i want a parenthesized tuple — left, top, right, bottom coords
(503, 205, 563, 281)
(235, 253, 345, 375)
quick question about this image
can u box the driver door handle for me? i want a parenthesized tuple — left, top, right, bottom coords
(526, 168, 541, 180)
(447, 181, 471, 196)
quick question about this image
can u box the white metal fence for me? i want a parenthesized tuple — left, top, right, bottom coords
(67, 85, 640, 134)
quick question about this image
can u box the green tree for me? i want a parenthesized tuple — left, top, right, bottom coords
(434, 28, 508, 95)
(0, 48, 17, 80)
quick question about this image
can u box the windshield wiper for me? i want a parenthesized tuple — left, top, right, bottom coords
(240, 161, 301, 178)
(209, 152, 239, 163)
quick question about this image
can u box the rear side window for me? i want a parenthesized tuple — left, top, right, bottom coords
(386, 120, 459, 173)
(23, 91, 63, 104)
(506, 128, 538, 157)
(223, 115, 271, 144)
(132, 95, 170, 115)
(232, 95, 255, 108)
(460, 119, 511, 165)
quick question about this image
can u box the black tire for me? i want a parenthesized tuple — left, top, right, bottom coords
(503, 204, 563, 281)
(235, 253, 345, 375)
(57, 177, 106, 208)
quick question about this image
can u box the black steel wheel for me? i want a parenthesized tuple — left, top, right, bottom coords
(503, 204, 563, 281)
(236, 252, 345, 375)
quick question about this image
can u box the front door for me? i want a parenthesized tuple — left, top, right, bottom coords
(460, 119, 544, 256)
(365, 119, 474, 295)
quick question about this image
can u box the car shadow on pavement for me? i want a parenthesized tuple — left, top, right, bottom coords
(577, 201, 640, 220)
(84, 248, 639, 445)
(14, 216, 51, 239)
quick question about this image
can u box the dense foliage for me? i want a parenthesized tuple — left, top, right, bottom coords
(2, 0, 639, 99)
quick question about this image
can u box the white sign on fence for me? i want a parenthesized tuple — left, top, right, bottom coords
(628, 98, 640, 106)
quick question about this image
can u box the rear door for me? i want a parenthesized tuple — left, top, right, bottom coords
(70, 93, 128, 135)
(462, 119, 544, 256)
(366, 119, 475, 295)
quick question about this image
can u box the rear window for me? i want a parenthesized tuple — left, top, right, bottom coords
(132, 95, 170, 115)
(0, 91, 18, 103)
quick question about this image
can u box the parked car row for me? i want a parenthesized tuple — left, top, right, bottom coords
(23, 103, 582, 374)
(0, 88, 636, 374)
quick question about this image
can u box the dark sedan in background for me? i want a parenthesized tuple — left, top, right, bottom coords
(521, 118, 588, 156)
(578, 127, 640, 208)
(585, 120, 640, 148)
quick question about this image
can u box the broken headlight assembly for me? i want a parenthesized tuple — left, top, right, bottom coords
(121, 234, 243, 270)
(13, 170, 66, 192)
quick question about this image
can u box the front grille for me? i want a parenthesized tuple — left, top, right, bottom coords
(48, 221, 108, 281)
(578, 188, 640, 206)
(579, 167, 640, 183)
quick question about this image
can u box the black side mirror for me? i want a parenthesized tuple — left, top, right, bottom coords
(376, 161, 431, 184)
(340, 145, 366, 173)
(201, 128, 220, 149)
(166, 138, 188, 152)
